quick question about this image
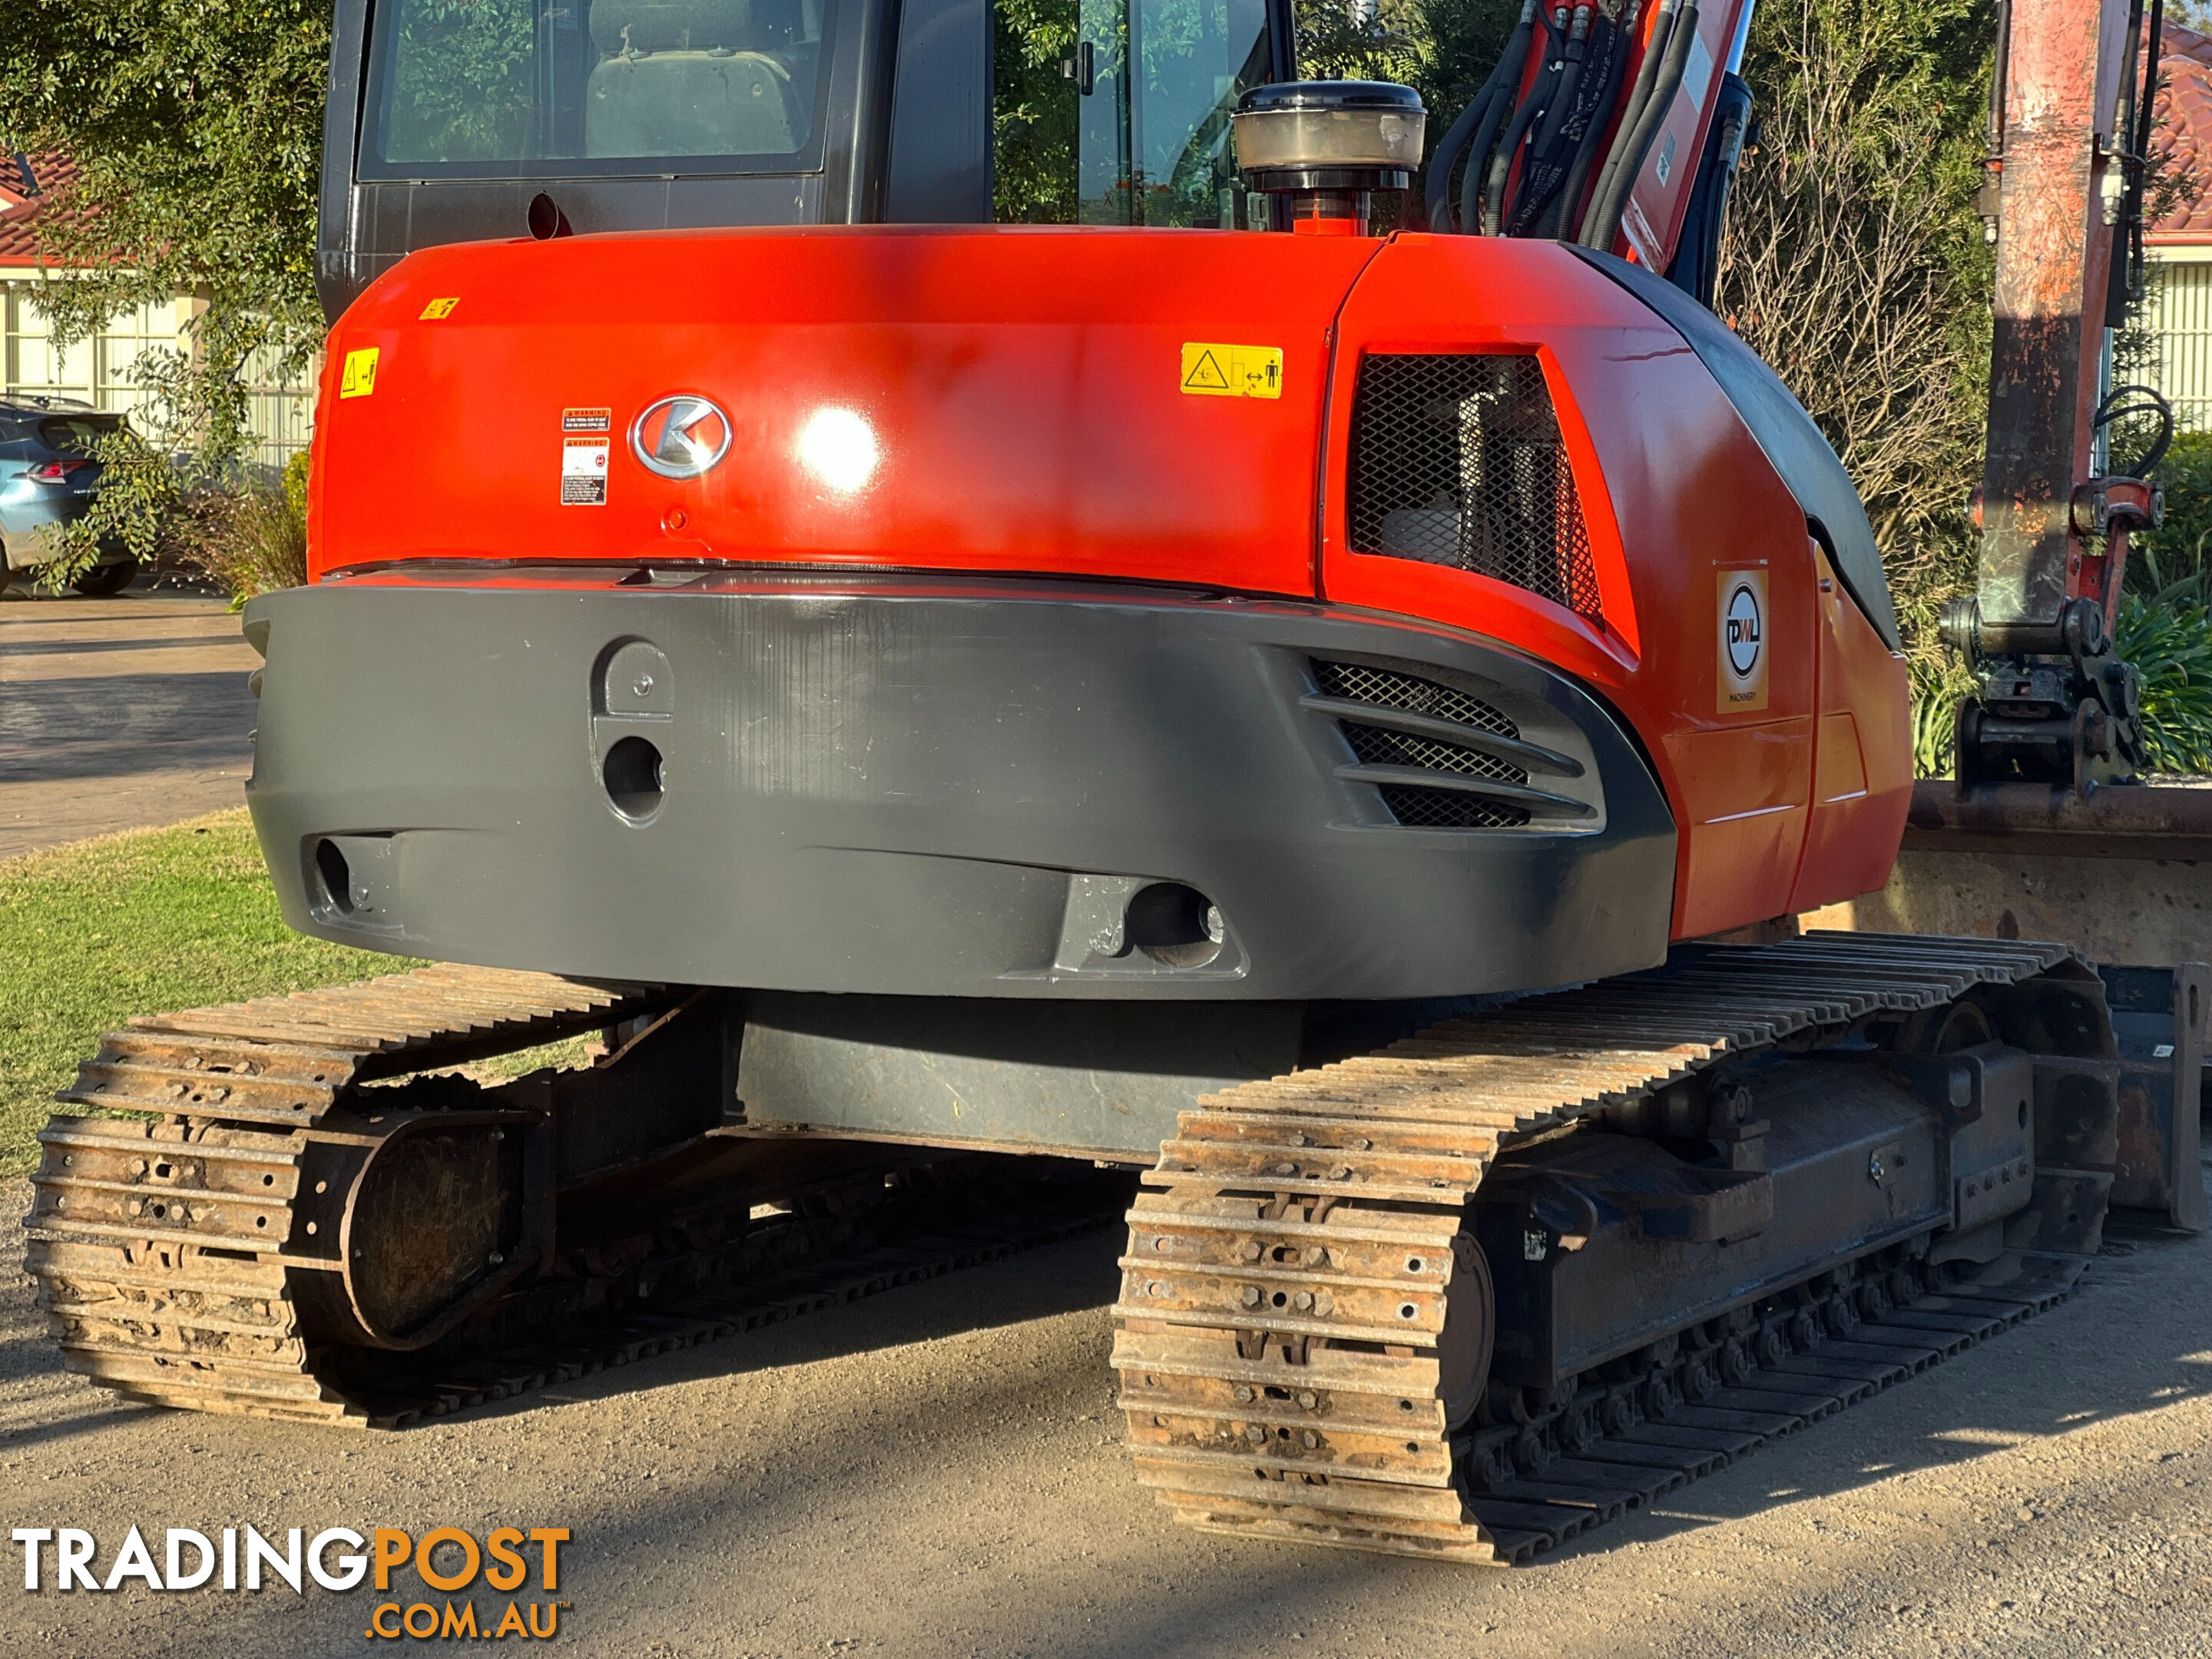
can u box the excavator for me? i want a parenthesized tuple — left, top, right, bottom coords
(25, 0, 2190, 1565)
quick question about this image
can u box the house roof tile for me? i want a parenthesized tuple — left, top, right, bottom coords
(2151, 25, 2212, 241)
(0, 150, 80, 267)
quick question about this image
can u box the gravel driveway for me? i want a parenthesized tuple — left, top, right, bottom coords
(1, 1183, 2206, 1658)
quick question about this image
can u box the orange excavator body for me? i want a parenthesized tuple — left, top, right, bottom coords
(310, 225, 1909, 942)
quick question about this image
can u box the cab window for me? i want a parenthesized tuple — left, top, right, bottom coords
(995, 0, 1273, 226)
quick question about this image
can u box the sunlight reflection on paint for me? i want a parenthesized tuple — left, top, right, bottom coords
(797, 407, 879, 493)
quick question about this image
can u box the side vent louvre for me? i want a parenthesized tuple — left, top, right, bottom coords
(1308, 659, 1597, 831)
(1345, 353, 1603, 620)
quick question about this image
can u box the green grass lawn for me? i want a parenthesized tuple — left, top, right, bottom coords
(0, 810, 412, 1177)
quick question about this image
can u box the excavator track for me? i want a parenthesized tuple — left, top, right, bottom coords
(1112, 932, 2106, 1565)
(26, 965, 1127, 1426)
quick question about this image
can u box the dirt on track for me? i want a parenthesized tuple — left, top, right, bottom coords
(2, 1179, 2210, 1659)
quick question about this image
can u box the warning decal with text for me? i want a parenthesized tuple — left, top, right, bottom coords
(1181, 343, 1284, 399)
(338, 348, 379, 400)
(561, 436, 610, 505)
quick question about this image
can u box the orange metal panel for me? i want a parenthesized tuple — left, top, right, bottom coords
(1663, 720, 1813, 933)
(309, 224, 1909, 939)
(1324, 235, 1820, 935)
(1789, 543, 1912, 912)
(309, 227, 1381, 594)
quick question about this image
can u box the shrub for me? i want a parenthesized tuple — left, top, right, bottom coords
(2131, 429, 2212, 603)
(186, 449, 310, 604)
(2116, 584, 2212, 775)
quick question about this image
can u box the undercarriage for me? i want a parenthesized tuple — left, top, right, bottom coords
(28, 932, 2124, 1564)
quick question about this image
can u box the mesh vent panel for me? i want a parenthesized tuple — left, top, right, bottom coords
(1346, 353, 1603, 619)
(1311, 659, 1519, 738)
(1341, 721, 1525, 786)
(1379, 786, 1531, 830)
(1313, 659, 1535, 830)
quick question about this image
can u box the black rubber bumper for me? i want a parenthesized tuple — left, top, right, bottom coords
(244, 573, 1676, 999)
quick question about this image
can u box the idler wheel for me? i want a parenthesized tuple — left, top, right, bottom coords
(1435, 1233, 1496, 1431)
(293, 1092, 545, 1352)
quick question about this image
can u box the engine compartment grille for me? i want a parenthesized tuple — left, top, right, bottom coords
(1346, 353, 1603, 620)
(1340, 720, 1525, 786)
(1311, 659, 1518, 737)
(1376, 785, 1529, 830)
(1311, 658, 1535, 830)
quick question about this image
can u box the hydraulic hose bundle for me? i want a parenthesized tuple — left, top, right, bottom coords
(1423, 0, 1702, 252)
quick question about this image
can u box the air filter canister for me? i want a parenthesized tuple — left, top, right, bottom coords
(1233, 81, 1426, 236)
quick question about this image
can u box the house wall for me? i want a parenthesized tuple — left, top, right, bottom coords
(2141, 247, 2212, 432)
(0, 278, 315, 468)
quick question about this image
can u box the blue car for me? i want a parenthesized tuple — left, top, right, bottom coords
(0, 397, 137, 596)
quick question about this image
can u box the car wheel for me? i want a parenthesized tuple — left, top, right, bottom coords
(69, 561, 137, 598)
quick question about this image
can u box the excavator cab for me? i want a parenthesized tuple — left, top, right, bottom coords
(316, 0, 1295, 316)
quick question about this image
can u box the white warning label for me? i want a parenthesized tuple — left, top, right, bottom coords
(562, 435, 609, 505)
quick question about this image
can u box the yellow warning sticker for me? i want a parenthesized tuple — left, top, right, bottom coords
(419, 296, 460, 320)
(338, 347, 380, 400)
(1181, 342, 1284, 399)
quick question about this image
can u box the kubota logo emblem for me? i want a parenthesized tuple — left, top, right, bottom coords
(630, 396, 731, 480)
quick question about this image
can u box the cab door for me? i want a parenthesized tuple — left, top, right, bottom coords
(993, 0, 1283, 226)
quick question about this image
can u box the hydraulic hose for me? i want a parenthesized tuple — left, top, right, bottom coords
(1529, 5, 1593, 160)
(1541, 5, 1630, 238)
(1422, 86, 1501, 233)
(1479, 7, 1565, 234)
(1425, 0, 1538, 233)
(1577, 0, 1675, 246)
(1580, 0, 1697, 251)
(1508, 3, 1594, 233)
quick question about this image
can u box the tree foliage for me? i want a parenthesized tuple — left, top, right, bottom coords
(1707, 0, 1993, 775)
(1295, 0, 1513, 131)
(0, 0, 327, 586)
(993, 0, 1084, 220)
(0, 0, 330, 472)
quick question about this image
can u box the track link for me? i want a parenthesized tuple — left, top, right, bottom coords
(26, 965, 1128, 1425)
(1111, 932, 2105, 1564)
(29, 966, 659, 1421)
